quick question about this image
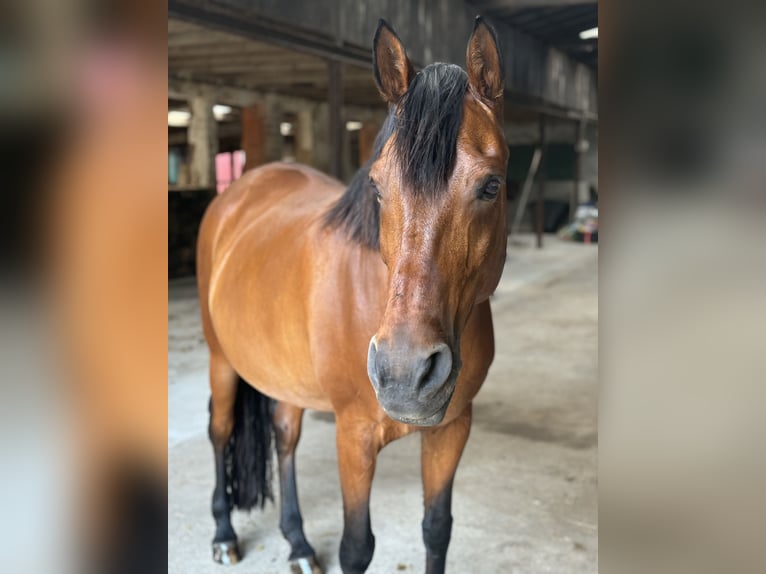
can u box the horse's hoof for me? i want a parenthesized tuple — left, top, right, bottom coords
(212, 540, 241, 565)
(289, 556, 323, 574)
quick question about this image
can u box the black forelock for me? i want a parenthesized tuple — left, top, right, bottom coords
(393, 63, 468, 196)
(323, 63, 468, 249)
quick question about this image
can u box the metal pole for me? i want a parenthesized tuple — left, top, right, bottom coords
(328, 59, 343, 179)
(536, 113, 546, 248)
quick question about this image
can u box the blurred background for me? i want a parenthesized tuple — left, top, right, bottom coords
(0, 0, 764, 572)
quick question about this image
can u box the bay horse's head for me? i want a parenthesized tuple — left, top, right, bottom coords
(366, 18, 508, 426)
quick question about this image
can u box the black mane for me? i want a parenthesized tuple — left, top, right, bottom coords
(323, 63, 468, 250)
(322, 113, 394, 250)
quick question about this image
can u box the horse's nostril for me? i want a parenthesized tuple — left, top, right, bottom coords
(369, 337, 452, 399)
(420, 355, 435, 385)
(417, 344, 452, 394)
(367, 337, 382, 389)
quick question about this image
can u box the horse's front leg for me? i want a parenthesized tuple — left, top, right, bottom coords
(335, 414, 380, 574)
(421, 405, 472, 574)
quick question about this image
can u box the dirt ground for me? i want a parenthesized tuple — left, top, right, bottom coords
(169, 234, 598, 574)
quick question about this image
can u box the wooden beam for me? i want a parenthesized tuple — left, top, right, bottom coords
(167, 18, 199, 34)
(169, 76, 384, 117)
(169, 78, 263, 107)
(170, 59, 327, 73)
(525, 12, 597, 36)
(468, 0, 596, 10)
(169, 0, 371, 67)
(167, 30, 240, 47)
(168, 43, 286, 58)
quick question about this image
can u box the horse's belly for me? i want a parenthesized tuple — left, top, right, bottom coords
(211, 305, 333, 411)
(236, 362, 332, 412)
(208, 235, 333, 412)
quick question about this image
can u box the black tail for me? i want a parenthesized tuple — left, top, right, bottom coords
(225, 377, 275, 511)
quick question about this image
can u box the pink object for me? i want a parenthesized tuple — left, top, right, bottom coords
(216, 151, 246, 193)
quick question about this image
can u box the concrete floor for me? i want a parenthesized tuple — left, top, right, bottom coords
(169, 234, 598, 574)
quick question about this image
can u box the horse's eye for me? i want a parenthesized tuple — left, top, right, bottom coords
(480, 178, 502, 201)
(370, 179, 382, 202)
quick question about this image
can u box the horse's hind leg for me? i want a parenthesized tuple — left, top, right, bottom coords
(208, 352, 241, 564)
(274, 402, 323, 574)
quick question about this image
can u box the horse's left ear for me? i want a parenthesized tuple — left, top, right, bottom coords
(466, 16, 504, 115)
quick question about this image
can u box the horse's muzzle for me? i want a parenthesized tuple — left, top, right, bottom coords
(366, 336, 456, 426)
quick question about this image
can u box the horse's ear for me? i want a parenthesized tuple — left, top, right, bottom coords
(466, 16, 504, 114)
(373, 19, 415, 104)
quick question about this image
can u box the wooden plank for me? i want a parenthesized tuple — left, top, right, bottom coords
(171, 63, 327, 77)
(170, 56, 324, 71)
(167, 18, 200, 34)
(167, 30, 240, 47)
(469, 0, 595, 10)
(169, 41, 286, 57)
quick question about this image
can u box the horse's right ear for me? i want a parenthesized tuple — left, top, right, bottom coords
(466, 16, 504, 116)
(373, 19, 415, 104)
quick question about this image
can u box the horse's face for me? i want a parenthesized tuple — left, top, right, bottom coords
(366, 19, 507, 426)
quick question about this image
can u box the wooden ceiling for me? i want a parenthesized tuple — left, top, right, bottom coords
(169, 19, 383, 106)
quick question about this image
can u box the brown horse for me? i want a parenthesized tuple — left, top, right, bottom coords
(196, 17, 507, 574)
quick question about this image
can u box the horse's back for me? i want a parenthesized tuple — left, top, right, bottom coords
(197, 162, 343, 410)
(199, 162, 341, 260)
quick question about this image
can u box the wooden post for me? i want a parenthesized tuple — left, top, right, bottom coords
(328, 59, 343, 178)
(241, 96, 281, 171)
(312, 103, 330, 172)
(295, 108, 314, 165)
(241, 104, 265, 171)
(536, 113, 546, 248)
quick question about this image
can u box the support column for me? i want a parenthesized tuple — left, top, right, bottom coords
(241, 104, 265, 171)
(188, 96, 217, 189)
(241, 96, 282, 172)
(312, 103, 329, 172)
(536, 113, 547, 248)
(294, 108, 314, 165)
(311, 102, 330, 173)
(328, 60, 343, 178)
